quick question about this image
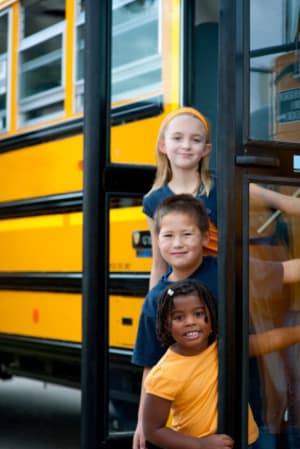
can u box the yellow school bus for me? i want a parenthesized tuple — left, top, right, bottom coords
(0, 0, 182, 427)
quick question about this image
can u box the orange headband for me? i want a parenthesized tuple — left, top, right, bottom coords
(160, 107, 209, 133)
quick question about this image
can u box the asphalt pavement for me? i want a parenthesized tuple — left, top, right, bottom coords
(0, 377, 81, 449)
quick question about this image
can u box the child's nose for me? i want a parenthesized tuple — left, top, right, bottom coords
(181, 139, 190, 148)
(185, 314, 196, 325)
(173, 235, 183, 246)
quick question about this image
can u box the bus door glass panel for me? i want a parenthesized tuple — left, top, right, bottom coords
(18, 0, 65, 127)
(110, 0, 177, 166)
(0, 9, 10, 133)
(108, 195, 150, 434)
(111, 0, 161, 103)
(74, 0, 162, 111)
(248, 181, 300, 449)
(250, 0, 300, 143)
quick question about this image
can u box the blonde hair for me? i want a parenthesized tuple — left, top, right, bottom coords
(148, 107, 212, 196)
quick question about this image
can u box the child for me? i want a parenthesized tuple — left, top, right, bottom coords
(143, 279, 258, 449)
(132, 193, 300, 449)
(142, 107, 217, 288)
(143, 279, 300, 449)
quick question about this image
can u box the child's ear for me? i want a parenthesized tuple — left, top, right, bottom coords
(203, 143, 212, 157)
(202, 231, 210, 246)
(158, 138, 166, 154)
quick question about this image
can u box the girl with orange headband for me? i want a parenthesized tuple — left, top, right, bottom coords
(143, 107, 218, 289)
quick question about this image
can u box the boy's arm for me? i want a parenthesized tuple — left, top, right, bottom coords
(143, 393, 234, 449)
(133, 367, 151, 449)
(249, 325, 300, 357)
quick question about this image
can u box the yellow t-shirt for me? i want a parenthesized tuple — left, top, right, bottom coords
(145, 341, 258, 444)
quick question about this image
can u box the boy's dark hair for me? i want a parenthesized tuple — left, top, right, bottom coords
(153, 194, 209, 234)
(156, 279, 217, 347)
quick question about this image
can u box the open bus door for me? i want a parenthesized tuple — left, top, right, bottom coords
(218, 1, 300, 448)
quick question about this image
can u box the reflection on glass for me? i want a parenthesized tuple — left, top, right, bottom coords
(74, 0, 161, 111)
(248, 182, 300, 449)
(108, 195, 151, 433)
(18, 1, 65, 126)
(0, 11, 8, 132)
(250, 0, 300, 142)
(112, 0, 161, 102)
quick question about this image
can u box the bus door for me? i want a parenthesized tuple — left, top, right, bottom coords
(217, 1, 300, 448)
(81, 1, 182, 448)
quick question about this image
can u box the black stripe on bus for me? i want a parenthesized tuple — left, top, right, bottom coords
(0, 191, 83, 219)
(0, 97, 163, 154)
(0, 272, 149, 296)
(0, 334, 81, 361)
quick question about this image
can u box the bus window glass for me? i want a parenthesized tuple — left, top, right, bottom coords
(0, 10, 10, 133)
(250, 0, 300, 143)
(111, 0, 161, 103)
(109, 194, 150, 434)
(18, 0, 65, 127)
(75, 0, 85, 113)
(248, 181, 300, 449)
(74, 0, 161, 111)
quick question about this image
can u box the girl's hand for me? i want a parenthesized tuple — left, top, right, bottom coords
(199, 434, 234, 449)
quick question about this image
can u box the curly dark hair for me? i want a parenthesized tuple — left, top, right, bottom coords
(156, 279, 217, 347)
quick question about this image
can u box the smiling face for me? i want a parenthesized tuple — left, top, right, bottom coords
(170, 292, 212, 355)
(158, 211, 210, 280)
(159, 114, 211, 172)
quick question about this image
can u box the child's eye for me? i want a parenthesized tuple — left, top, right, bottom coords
(195, 310, 206, 318)
(173, 314, 183, 322)
(183, 232, 192, 237)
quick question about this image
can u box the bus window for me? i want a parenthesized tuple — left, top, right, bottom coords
(74, 0, 85, 113)
(250, 0, 300, 143)
(18, 0, 66, 127)
(0, 9, 10, 133)
(74, 0, 162, 113)
(111, 0, 161, 104)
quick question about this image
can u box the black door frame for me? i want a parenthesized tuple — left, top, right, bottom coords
(81, 1, 156, 448)
(218, 1, 300, 448)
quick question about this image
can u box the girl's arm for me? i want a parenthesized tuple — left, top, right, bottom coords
(147, 217, 168, 289)
(143, 393, 234, 449)
(249, 325, 300, 357)
(133, 367, 152, 449)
